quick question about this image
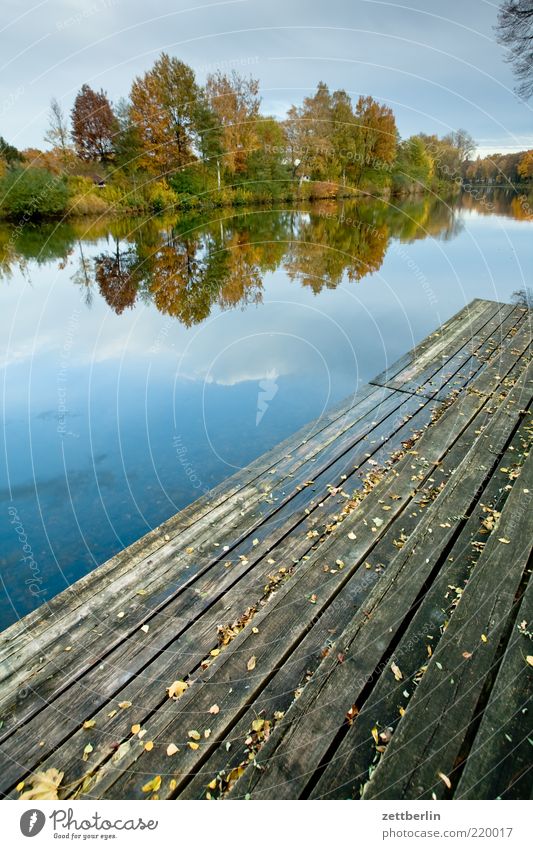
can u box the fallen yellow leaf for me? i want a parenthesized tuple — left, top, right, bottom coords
(19, 769, 64, 801)
(167, 680, 188, 700)
(141, 775, 161, 793)
(438, 771, 452, 790)
(247, 655, 256, 671)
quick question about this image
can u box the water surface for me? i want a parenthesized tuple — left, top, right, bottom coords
(1, 189, 532, 628)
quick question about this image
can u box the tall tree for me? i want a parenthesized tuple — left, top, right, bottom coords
(71, 84, 117, 162)
(352, 95, 397, 185)
(130, 53, 200, 174)
(113, 98, 144, 174)
(496, 1, 533, 99)
(206, 70, 261, 174)
(45, 97, 70, 154)
(330, 89, 358, 184)
(286, 82, 334, 180)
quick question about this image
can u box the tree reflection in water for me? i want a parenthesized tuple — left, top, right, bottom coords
(2, 189, 529, 324)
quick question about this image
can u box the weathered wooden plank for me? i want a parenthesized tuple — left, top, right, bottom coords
(179, 379, 532, 800)
(310, 406, 533, 799)
(455, 564, 533, 800)
(0, 386, 423, 738)
(0, 381, 394, 677)
(362, 453, 533, 799)
(0, 301, 507, 664)
(0, 393, 438, 791)
(415, 303, 522, 400)
(2, 299, 531, 803)
(0, 379, 384, 658)
(220, 362, 533, 800)
(371, 299, 503, 392)
(72, 337, 532, 800)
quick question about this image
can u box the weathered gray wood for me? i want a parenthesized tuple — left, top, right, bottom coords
(221, 362, 533, 800)
(0, 380, 383, 659)
(310, 406, 533, 799)
(371, 299, 503, 392)
(0, 386, 422, 739)
(0, 393, 436, 792)
(362, 452, 533, 799)
(179, 381, 530, 799)
(2, 299, 531, 802)
(455, 564, 533, 800)
(75, 337, 532, 799)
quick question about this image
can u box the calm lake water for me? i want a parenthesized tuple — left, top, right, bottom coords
(1, 189, 532, 629)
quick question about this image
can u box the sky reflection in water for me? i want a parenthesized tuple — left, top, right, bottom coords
(1, 190, 532, 627)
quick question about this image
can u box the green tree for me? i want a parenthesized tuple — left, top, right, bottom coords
(0, 167, 69, 219)
(0, 136, 23, 169)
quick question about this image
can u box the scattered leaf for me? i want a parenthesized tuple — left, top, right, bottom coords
(188, 730, 201, 741)
(141, 776, 161, 793)
(209, 704, 220, 715)
(498, 538, 511, 544)
(247, 655, 256, 671)
(251, 718, 265, 732)
(82, 743, 93, 761)
(167, 680, 188, 700)
(144, 741, 154, 751)
(140, 624, 150, 633)
(118, 701, 132, 709)
(19, 769, 64, 800)
(437, 771, 452, 790)
(391, 661, 403, 681)
(167, 743, 179, 756)
(188, 741, 199, 750)
(131, 724, 141, 735)
(83, 719, 95, 729)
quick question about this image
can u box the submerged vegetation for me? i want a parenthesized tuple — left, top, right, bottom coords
(2, 53, 530, 222)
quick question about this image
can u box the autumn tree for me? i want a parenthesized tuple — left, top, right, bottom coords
(206, 70, 261, 174)
(130, 53, 201, 174)
(496, 1, 533, 99)
(518, 148, 533, 179)
(71, 84, 117, 162)
(352, 95, 397, 186)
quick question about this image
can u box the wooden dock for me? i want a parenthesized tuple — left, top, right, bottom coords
(1, 297, 532, 801)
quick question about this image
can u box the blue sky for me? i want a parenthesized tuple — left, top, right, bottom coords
(1, 0, 532, 155)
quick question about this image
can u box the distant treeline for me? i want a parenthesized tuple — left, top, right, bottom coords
(0, 53, 531, 219)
